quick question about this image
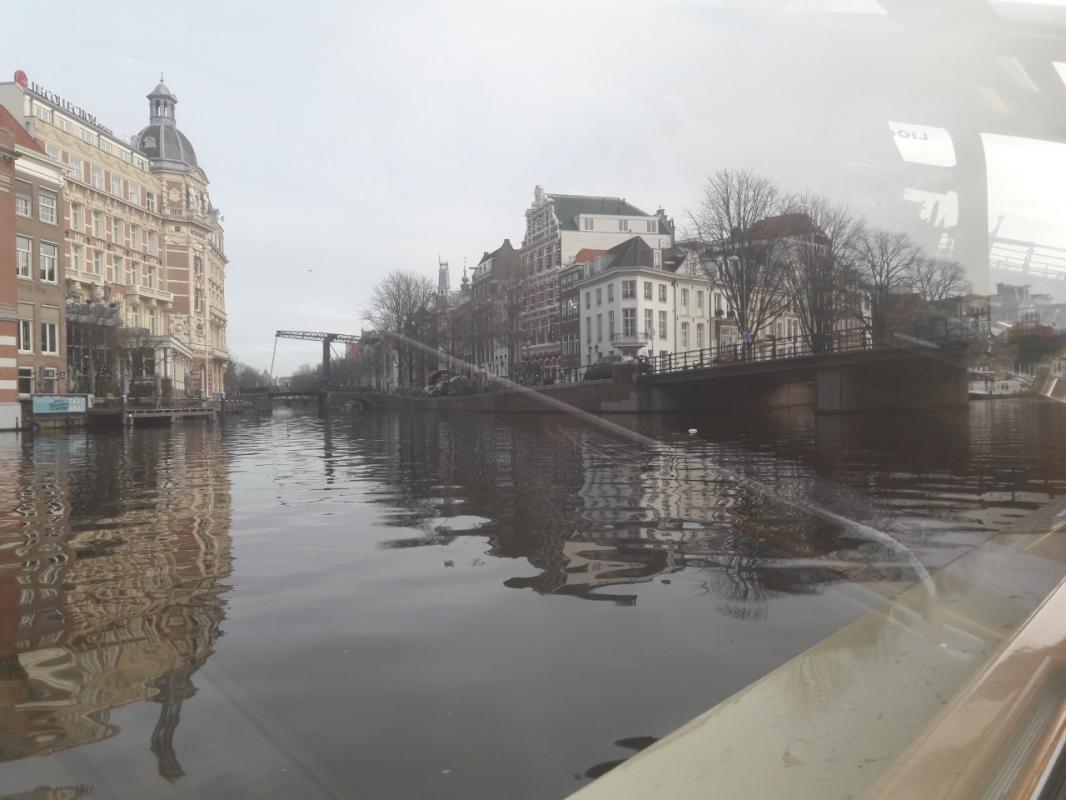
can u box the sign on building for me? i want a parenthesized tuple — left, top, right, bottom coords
(31, 395, 89, 415)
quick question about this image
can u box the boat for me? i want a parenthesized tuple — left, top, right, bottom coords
(968, 369, 1032, 399)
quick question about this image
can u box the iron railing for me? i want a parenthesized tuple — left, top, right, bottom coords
(647, 318, 982, 376)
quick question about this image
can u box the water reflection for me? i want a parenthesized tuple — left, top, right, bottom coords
(362, 401, 1066, 619)
(0, 427, 231, 780)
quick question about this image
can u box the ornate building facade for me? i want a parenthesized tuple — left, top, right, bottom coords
(0, 72, 229, 400)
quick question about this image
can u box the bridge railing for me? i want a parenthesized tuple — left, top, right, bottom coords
(647, 317, 982, 377)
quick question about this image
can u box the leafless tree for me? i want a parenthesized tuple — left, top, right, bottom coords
(689, 169, 790, 344)
(852, 229, 922, 344)
(364, 270, 436, 388)
(781, 193, 865, 353)
(907, 256, 970, 302)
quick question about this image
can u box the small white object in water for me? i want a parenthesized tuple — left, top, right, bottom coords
(687, 428, 698, 435)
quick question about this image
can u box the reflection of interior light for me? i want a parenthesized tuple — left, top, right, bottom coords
(997, 56, 1040, 92)
(666, 0, 887, 13)
(983, 133, 1066, 250)
(1055, 62, 1066, 90)
(902, 188, 959, 228)
(887, 121, 956, 167)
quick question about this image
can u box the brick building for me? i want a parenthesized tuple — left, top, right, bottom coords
(0, 106, 67, 401)
(0, 123, 19, 427)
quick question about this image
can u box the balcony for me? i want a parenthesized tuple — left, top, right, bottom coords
(125, 283, 174, 303)
(66, 267, 105, 286)
(610, 330, 652, 348)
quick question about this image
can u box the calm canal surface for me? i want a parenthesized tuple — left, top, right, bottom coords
(1, 400, 1065, 799)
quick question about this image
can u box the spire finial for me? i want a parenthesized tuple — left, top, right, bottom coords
(160, 71, 165, 82)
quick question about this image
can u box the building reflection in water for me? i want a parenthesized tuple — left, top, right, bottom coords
(0, 426, 232, 781)
(366, 411, 931, 617)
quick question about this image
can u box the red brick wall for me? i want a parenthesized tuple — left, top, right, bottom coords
(0, 137, 19, 412)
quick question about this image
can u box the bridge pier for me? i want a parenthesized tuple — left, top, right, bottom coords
(814, 355, 968, 413)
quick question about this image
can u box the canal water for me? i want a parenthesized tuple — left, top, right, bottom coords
(1, 400, 1064, 799)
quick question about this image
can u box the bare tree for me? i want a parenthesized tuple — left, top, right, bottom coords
(689, 169, 789, 345)
(364, 270, 435, 388)
(907, 256, 970, 302)
(852, 229, 922, 344)
(781, 193, 865, 353)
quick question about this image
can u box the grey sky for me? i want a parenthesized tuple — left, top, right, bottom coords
(12, 0, 1066, 372)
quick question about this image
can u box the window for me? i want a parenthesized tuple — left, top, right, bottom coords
(46, 143, 61, 160)
(68, 155, 84, 180)
(132, 224, 141, 250)
(128, 181, 139, 204)
(659, 310, 668, 339)
(715, 293, 723, 314)
(148, 307, 157, 334)
(681, 288, 689, 308)
(58, 117, 73, 134)
(195, 289, 204, 313)
(39, 243, 57, 282)
(135, 156, 147, 170)
(34, 104, 52, 123)
(586, 316, 591, 346)
(16, 236, 31, 278)
(91, 166, 103, 189)
(15, 192, 31, 217)
(70, 244, 83, 272)
(40, 322, 58, 355)
(644, 281, 653, 300)
(40, 367, 57, 393)
(622, 280, 636, 299)
(17, 319, 31, 353)
(585, 291, 591, 310)
(119, 149, 131, 163)
(92, 210, 104, 238)
(697, 323, 705, 349)
(146, 192, 156, 212)
(583, 217, 594, 231)
(70, 203, 83, 231)
(147, 230, 157, 255)
(91, 249, 103, 275)
(38, 192, 57, 224)
(17, 367, 32, 395)
(596, 287, 602, 306)
(607, 283, 614, 302)
(81, 128, 96, 145)
(110, 176, 123, 197)
(645, 308, 654, 337)
(596, 314, 602, 342)
(658, 284, 667, 302)
(681, 322, 690, 349)
(618, 219, 629, 232)
(608, 310, 615, 337)
(100, 139, 112, 155)
(116, 256, 125, 284)
(646, 220, 657, 233)
(697, 290, 704, 310)
(112, 218, 122, 243)
(130, 304, 141, 329)
(622, 308, 637, 337)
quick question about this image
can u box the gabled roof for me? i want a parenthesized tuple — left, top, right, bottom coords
(748, 213, 824, 240)
(0, 105, 45, 154)
(572, 248, 607, 264)
(549, 194, 650, 231)
(601, 236, 655, 269)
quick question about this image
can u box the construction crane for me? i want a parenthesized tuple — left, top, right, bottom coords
(273, 330, 369, 388)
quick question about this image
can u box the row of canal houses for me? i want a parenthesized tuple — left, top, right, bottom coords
(436, 185, 817, 384)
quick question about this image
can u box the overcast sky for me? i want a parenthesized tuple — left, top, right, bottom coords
(11, 0, 1066, 372)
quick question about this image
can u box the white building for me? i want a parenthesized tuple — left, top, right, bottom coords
(519, 186, 675, 378)
(572, 235, 804, 371)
